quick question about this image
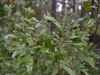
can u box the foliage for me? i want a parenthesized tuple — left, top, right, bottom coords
(0, 4, 100, 75)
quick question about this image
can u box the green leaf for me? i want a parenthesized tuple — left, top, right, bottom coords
(26, 37, 34, 46)
(24, 7, 34, 14)
(83, 1, 92, 12)
(4, 34, 18, 39)
(81, 69, 89, 75)
(60, 60, 68, 66)
(26, 65, 32, 74)
(44, 34, 51, 48)
(25, 54, 33, 66)
(51, 64, 58, 75)
(32, 17, 39, 22)
(0, 57, 3, 60)
(4, 37, 12, 45)
(89, 52, 100, 59)
(40, 29, 46, 35)
(13, 57, 25, 68)
(40, 48, 49, 53)
(59, 61, 75, 75)
(87, 43, 96, 51)
(47, 11, 51, 16)
(44, 14, 55, 22)
(70, 35, 79, 39)
(44, 12, 63, 32)
(62, 64, 75, 75)
(54, 21, 63, 32)
(84, 57, 95, 68)
(24, 18, 32, 23)
(88, 18, 97, 27)
(33, 69, 40, 75)
(84, 72, 89, 75)
(25, 54, 33, 74)
(12, 51, 19, 58)
(37, 35, 44, 45)
(35, 23, 41, 28)
(4, 4, 14, 10)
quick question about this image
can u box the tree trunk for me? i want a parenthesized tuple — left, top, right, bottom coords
(51, 0, 56, 18)
(62, 0, 65, 15)
(50, 0, 57, 31)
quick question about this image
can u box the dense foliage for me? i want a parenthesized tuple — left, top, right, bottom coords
(0, 4, 100, 75)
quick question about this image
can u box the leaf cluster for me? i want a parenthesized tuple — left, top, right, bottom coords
(0, 4, 100, 75)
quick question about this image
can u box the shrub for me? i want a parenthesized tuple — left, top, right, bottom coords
(0, 4, 100, 75)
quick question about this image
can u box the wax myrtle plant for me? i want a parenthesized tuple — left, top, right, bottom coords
(0, 4, 100, 75)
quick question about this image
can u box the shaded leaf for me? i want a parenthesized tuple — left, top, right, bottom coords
(51, 64, 58, 75)
(81, 69, 89, 75)
(62, 64, 75, 75)
(84, 57, 95, 68)
(83, 1, 92, 12)
(13, 57, 25, 68)
(44, 12, 63, 32)
(25, 54, 33, 74)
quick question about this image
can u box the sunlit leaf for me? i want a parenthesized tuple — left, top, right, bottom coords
(88, 18, 97, 27)
(26, 65, 32, 74)
(40, 29, 46, 34)
(35, 23, 41, 28)
(26, 37, 34, 46)
(12, 51, 19, 58)
(70, 35, 79, 39)
(4, 34, 18, 39)
(32, 17, 39, 22)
